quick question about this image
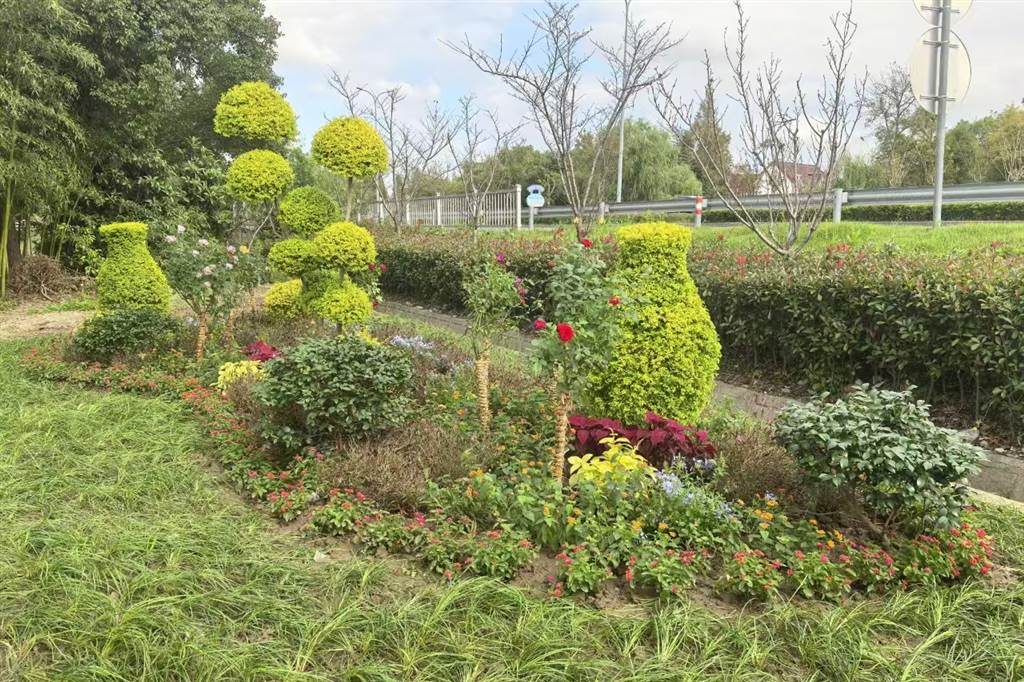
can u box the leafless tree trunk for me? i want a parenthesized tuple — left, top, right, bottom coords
(445, 1, 679, 239)
(446, 95, 523, 230)
(329, 72, 452, 232)
(865, 63, 917, 187)
(654, 0, 864, 257)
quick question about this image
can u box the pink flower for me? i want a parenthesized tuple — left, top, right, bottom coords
(533, 319, 548, 331)
(608, 295, 621, 306)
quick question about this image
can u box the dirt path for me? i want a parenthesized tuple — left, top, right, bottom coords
(0, 305, 93, 341)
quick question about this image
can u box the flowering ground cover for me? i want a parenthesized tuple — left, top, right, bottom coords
(3, 337, 1024, 680)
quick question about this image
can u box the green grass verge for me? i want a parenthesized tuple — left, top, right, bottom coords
(1, 340, 1022, 680)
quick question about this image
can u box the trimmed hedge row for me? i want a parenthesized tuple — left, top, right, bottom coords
(701, 201, 1024, 224)
(377, 229, 1024, 437)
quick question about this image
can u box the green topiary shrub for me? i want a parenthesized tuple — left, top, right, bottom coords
(589, 222, 721, 425)
(71, 309, 183, 362)
(308, 276, 372, 328)
(263, 279, 305, 320)
(96, 222, 172, 312)
(313, 221, 377, 273)
(267, 238, 321, 277)
(311, 117, 387, 179)
(226, 150, 294, 202)
(254, 335, 413, 449)
(278, 186, 340, 237)
(214, 81, 297, 142)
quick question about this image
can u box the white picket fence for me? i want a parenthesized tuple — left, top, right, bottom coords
(358, 186, 522, 228)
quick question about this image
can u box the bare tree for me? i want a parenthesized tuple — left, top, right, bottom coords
(446, 95, 523, 230)
(655, 1, 864, 257)
(445, 1, 679, 239)
(328, 71, 452, 232)
(865, 63, 918, 186)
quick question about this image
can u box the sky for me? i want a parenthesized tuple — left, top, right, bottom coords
(265, 0, 1024, 158)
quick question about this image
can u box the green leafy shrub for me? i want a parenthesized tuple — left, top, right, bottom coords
(71, 309, 183, 362)
(254, 336, 413, 449)
(774, 384, 984, 529)
(214, 81, 297, 142)
(311, 117, 387, 179)
(96, 222, 172, 312)
(278, 186, 340, 237)
(262, 279, 304, 320)
(225, 149, 294, 202)
(590, 223, 721, 425)
(308, 277, 372, 328)
(313, 221, 377, 273)
(267, 238, 321, 277)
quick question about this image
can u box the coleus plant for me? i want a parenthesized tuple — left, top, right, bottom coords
(568, 412, 716, 470)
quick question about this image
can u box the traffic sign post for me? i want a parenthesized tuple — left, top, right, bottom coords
(910, 0, 973, 228)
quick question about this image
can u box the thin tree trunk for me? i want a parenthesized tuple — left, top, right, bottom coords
(475, 350, 491, 432)
(552, 391, 571, 483)
(223, 308, 238, 347)
(196, 313, 209, 362)
(0, 178, 13, 299)
(345, 177, 354, 221)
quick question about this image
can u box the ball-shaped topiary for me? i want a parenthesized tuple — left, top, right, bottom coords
(268, 238, 321, 277)
(278, 186, 340, 237)
(312, 221, 376, 274)
(263, 279, 305, 320)
(226, 149, 294, 202)
(589, 222, 721, 426)
(311, 117, 387, 179)
(309, 276, 372, 328)
(214, 81, 297, 142)
(96, 222, 172, 312)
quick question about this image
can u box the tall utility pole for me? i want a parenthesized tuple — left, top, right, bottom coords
(931, 0, 952, 228)
(615, 0, 631, 204)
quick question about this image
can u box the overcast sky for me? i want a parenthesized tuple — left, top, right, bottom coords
(265, 0, 1024, 157)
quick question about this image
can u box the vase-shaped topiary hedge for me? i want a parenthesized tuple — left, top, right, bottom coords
(278, 186, 340, 237)
(96, 222, 172, 312)
(589, 222, 720, 426)
(214, 81, 297, 142)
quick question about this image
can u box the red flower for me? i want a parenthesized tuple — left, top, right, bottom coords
(556, 323, 575, 343)
(580, 238, 593, 248)
(533, 318, 548, 331)
(608, 295, 621, 306)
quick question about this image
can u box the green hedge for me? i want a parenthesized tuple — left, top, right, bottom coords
(377, 229, 1024, 437)
(701, 201, 1024, 224)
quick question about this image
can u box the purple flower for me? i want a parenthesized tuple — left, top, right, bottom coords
(495, 252, 507, 265)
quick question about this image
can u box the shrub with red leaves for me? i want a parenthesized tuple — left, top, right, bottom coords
(243, 341, 281, 362)
(568, 412, 715, 470)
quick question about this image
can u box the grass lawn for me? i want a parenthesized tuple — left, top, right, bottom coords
(2, 339, 1024, 680)
(473, 221, 1024, 256)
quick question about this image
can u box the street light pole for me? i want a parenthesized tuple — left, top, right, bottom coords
(615, 0, 630, 204)
(932, 0, 952, 228)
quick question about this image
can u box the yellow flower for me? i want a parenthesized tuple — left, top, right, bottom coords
(658, 522, 669, 531)
(567, 517, 578, 526)
(239, 244, 250, 254)
(452, 391, 461, 400)
(760, 523, 769, 530)
(766, 499, 778, 508)
(543, 505, 551, 517)
(631, 519, 643, 532)
(809, 519, 818, 526)
(833, 530, 844, 541)
(469, 469, 484, 478)
(827, 540, 835, 549)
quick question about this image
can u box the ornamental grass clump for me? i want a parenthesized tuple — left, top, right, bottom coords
(590, 222, 721, 425)
(774, 383, 985, 531)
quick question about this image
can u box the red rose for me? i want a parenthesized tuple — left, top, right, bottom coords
(533, 319, 548, 331)
(609, 295, 621, 306)
(556, 323, 574, 342)
(580, 239, 593, 248)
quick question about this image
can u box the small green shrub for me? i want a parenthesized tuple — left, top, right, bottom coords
(262, 279, 304, 320)
(254, 336, 413, 449)
(96, 222, 172, 312)
(278, 186, 340, 237)
(308, 277, 372, 328)
(267, 238, 321, 277)
(71, 309, 183, 362)
(214, 81, 297, 142)
(590, 223, 721, 425)
(313, 221, 377, 273)
(311, 117, 387, 179)
(774, 384, 985, 529)
(225, 149, 294, 202)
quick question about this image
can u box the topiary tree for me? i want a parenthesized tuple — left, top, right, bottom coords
(226, 149, 295, 203)
(214, 81, 298, 142)
(311, 117, 387, 220)
(96, 222, 172, 312)
(588, 222, 721, 426)
(278, 186, 340, 237)
(263, 221, 379, 332)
